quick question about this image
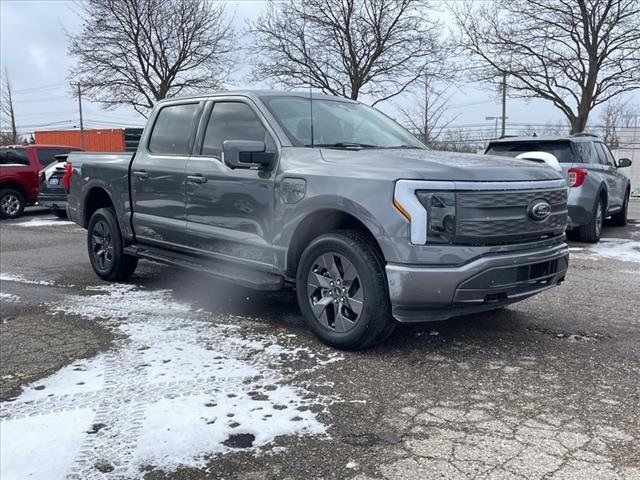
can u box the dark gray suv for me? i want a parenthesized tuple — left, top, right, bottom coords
(486, 134, 632, 242)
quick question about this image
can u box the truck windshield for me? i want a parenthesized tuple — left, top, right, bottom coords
(264, 96, 425, 149)
(485, 141, 575, 163)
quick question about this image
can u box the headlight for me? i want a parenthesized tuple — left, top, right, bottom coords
(393, 180, 456, 245)
(415, 191, 456, 244)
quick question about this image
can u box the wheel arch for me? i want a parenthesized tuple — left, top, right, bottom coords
(83, 186, 115, 227)
(285, 208, 385, 278)
(0, 181, 27, 199)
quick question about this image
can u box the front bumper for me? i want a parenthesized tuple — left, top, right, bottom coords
(386, 242, 569, 323)
(37, 192, 68, 211)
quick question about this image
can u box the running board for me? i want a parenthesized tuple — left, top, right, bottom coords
(124, 245, 283, 291)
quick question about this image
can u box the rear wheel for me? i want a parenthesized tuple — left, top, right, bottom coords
(609, 190, 629, 227)
(87, 208, 138, 281)
(296, 231, 395, 350)
(0, 188, 25, 219)
(576, 197, 604, 243)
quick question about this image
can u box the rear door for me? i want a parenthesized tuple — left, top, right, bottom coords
(594, 142, 625, 211)
(184, 99, 278, 269)
(130, 101, 203, 247)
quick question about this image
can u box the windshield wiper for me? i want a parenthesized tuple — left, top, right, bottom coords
(309, 142, 378, 150)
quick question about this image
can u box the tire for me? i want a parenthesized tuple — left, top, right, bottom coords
(609, 190, 629, 227)
(0, 188, 25, 219)
(576, 197, 604, 243)
(296, 230, 395, 350)
(52, 209, 68, 219)
(87, 208, 138, 281)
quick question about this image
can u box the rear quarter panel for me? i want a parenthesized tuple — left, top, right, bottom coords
(66, 152, 133, 234)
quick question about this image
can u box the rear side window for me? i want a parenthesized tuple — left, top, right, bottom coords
(148, 103, 200, 155)
(573, 142, 597, 164)
(486, 141, 575, 163)
(36, 148, 73, 167)
(200, 102, 270, 158)
(0, 148, 29, 166)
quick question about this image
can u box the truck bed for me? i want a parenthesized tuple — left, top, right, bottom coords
(66, 151, 134, 228)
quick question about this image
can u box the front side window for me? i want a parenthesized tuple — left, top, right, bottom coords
(264, 96, 425, 149)
(200, 102, 271, 158)
(594, 143, 613, 166)
(485, 141, 575, 163)
(0, 148, 29, 166)
(600, 143, 617, 167)
(148, 103, 200, 155)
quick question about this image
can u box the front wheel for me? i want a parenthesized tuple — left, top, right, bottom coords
(0, 188, 25, 219)
(609, 190, 629, 227)
(87, 208, 138, 281)
(296, 231, 395, 350)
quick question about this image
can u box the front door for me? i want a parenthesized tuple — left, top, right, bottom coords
(131, 101, 202, 247)
(185, 100, 278, 269)
(595, 142, 625, 211)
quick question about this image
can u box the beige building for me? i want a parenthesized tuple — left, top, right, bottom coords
(612, 125, 639, 190)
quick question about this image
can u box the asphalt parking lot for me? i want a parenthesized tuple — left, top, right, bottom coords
(1, 204, 639, 480)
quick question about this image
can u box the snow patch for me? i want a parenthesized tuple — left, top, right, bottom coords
(14, 217, 74, 227)
(0, 409, 94, 480)
(0, 292, 20, 303)
(570, 238, 640, 263)
(0, 273, 54, 285)
(1, 283, 337, 479)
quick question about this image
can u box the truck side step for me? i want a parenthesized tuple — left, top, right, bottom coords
(124, 245, 283, 291)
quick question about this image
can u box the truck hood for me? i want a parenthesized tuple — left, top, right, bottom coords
(318, 148, 564, 182)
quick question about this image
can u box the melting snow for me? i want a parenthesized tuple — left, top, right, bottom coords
(571, 238, 640, 263)
(0, 292, 20, 303)
(1, 282, 340, 479)
(0, 273, 55, 285)
(14, 217, 74, 227)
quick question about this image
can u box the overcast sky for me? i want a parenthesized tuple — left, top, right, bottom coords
(1, 0, 637, 139)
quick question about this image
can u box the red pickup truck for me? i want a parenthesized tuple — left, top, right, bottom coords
(0, 144, 81, 219)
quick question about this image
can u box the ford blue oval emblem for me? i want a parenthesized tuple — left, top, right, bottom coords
(528, 200, 552, 221)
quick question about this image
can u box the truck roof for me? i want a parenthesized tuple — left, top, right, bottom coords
(156, 90, 358, 105)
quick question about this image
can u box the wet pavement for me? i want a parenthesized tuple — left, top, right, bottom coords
(0, 203, 639, 479)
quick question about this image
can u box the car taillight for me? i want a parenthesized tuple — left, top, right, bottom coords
(62, 163, 73, 192)
(568, 167, 587, 188)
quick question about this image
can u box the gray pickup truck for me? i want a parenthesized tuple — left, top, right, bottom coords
(66, 91, 569, 349)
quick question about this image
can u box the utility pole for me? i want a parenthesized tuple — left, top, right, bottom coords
(501, 72, 507, 137)
(424, 72, 429, 145)
(77, 83, 85, 149)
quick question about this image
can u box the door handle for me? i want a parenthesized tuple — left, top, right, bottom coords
(187, 174, 208, 184)
(133, 170, 149, 179)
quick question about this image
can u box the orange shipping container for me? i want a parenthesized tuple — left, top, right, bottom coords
(34, 129, 125, 152)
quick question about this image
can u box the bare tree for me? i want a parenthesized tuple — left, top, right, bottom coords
(1, 68, 18, 144)
(398, 80, 459, 146)
(596, 98, 639, 146)
(251, 0, 443, 105)
(452, 0, 640, 134)
(68, 0, 235, 115)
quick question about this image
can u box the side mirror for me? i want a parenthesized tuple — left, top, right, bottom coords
(222, 140, 274, 169)
(617, 158, 632, 168)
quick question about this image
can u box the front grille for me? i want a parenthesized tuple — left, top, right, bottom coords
(454, 187, 568, 245)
